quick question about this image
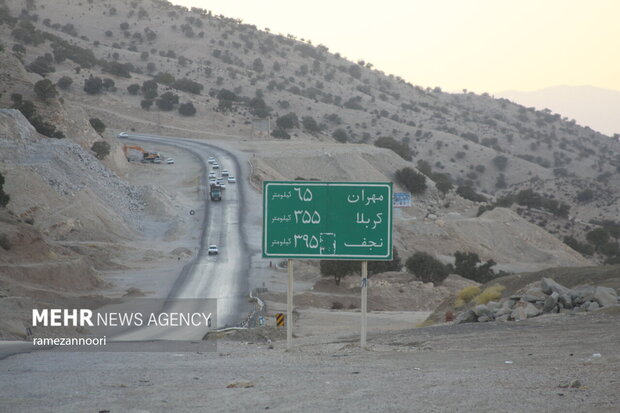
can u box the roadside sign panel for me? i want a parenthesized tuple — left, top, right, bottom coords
(263, 181, 392, 260)
(393, 192, 412, 208)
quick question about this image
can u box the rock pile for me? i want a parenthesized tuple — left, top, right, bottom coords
(455, 278, 619, 324)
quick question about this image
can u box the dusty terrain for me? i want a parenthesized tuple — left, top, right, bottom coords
(1, 309, 618, 412)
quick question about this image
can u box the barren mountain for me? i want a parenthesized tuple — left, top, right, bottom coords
(498, 85, 620, 137)
(0, 0, 617, 281)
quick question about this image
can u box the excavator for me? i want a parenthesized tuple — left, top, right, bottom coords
(122, 144, 161, 163)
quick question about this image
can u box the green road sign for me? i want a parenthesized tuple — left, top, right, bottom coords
(262, 181, 393, 260)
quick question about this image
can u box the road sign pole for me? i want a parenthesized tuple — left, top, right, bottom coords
(287, 259, 293, 350)
(361, 260, 368, 348)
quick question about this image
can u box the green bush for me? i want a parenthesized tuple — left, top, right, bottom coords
(57, 76, 73, 90)
(454, 251, 497, 283)
(89, 118, 106, 134)
(271, 128, 290, 139)
(456, 185, 486, 203)
(332, 128, 348, 143)
(91, 141, 111, 160)
(405, 252, 448, 285)
(33, 79, 58, 102)
(395, 167, 426, 194)
(178, 102, 196, 116)
(374, 137, 412, 161)
(0, 172, 10, 208)
(302, 116, 320, 133)
(276, 112, 299, 130)
(0, 233, 10, 250)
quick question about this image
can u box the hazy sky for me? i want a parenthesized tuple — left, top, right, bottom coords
(171, 0, 620, 94)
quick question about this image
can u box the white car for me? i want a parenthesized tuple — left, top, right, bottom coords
(209, 177, 217, 184)
(212, 163, 220, 169)
(209, 171, 216, 178)
(118, 132, 129, 138)
(208, 157, 216, 164)
(207, 245, 218, 255)
(166, 158, 175, 164)
(227, 176, 236, 183)
(221, 169, 229, 176)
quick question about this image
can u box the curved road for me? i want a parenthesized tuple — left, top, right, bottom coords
(114, 133, 253, 341)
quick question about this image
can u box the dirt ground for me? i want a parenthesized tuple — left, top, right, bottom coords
(0, 308, 617, 412)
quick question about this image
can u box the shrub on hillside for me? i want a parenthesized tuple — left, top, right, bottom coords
(0, 233, 10, 250)
(178, 102, 196, 116)
(127, 84, 140, 95)
(89, 118, 106, 134)
(302, 116, 321, 133)
(332, 128, 348, 143)
(395, 167, 426, 194)
(493, 155, 508, 170)
(456, 185, 486, 203)
(156, 92, 179, 111)
(405, 252, 448, 285)
(473, 285, 505, 305)
(33, 79, 58, 101)
(374, 137, 412, 161)
(454, 286, 481, 308)
(271, 128, 290, 139)
(57, 76, 73, 90)
(84, 76, 103, 94)
(276, 112, 299, 130)
(91, 141, 111, 160)
(576, 189, 594, 203)
(454, 251, 497, 283)
(0, 172, 10, 208)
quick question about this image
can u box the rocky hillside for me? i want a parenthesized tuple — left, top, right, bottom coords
(0, 0, 618, 263)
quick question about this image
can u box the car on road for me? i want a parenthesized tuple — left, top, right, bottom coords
(209, 171, 216, 178)
(227, 176, 236, 183)
(212, 163, 220, 169)
(208, 157, 216, 164)
(207, 245, 218, 255)
(166, 158, 175, 164)
(209, 177, 217, 184)
(118, 132, 129, 138)
(221, 169, 229, 176)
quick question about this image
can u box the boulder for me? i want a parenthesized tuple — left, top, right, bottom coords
(593, 287, 618, 307)
(543, 292, 559, 313)
(571, 286, 596, 306)
(455, 310, 477, 324)
(541, 278, 569, 296)
(473, 304, 495, 321)
(522, 288, 547, 303)
(558, 293, 573, 309)
(511, 302, 541, 321)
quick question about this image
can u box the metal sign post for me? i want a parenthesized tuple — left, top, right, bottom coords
(262, 181, 393, 350)
(287, 259, 293, 350)
(361, 260, 368, 348)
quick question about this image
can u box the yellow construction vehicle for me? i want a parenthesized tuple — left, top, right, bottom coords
(122, 144, 161, 163)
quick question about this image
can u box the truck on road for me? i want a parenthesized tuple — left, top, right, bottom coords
(209, 183, 222, 201)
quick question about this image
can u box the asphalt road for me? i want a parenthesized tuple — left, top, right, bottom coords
(116, 133, 253, 340)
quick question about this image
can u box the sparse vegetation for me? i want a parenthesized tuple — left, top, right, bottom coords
(374, 137, 412, 161)
(178, 102, 196, 116)
(405, 252, 448, 285)
(33, 79, 58, 102)
(0, 172, 10, 208)
(89, 118, 106, 135)
(91, 141, 111, 160)
(473, 285, 505, 305)
(395, 167, 426, 194)
(454, 251, 497, 283)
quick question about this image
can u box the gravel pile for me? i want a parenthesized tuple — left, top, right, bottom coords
(0, 109, 145, 228)
(455, 277, 620, 324)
